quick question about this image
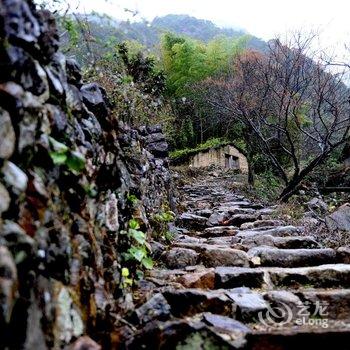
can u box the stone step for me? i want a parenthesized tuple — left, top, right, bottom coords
(176, 212, 208, 230)
(125, 313, 249, 349)
(165, 244, 250, 268)
(236, 226, 302, 239)
(152, 264, 350, 290)
(215, 267, 267, 289)
(200, 226, 239, 237)
(247, 247, 338, 267)
(224, 213, 260, 227)
(201, 246, 250, 268)
(216, 206, 257, 215)
(162, 289, 235, 318)
(240, 235, 320, 249)
(240, 219, 286, 230)
(296, 289, 350, 320)
(268, 264, 350, 289)
(216, 264, 350, 289)
(246, 327, 350, 350)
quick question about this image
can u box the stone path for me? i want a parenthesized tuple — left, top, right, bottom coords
(125, 174, 350, 349)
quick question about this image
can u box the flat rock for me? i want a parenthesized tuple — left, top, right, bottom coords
(299, 289, 350, 320)
(236, 226, 302, 239)
(134, 293, 171, 324)
(225, 214, 259, 227)
(241, 220, 285, 230)
(206, 212, 229, 226)
(264, 290, 304, 319)
(226, 290, 269, 322)
(241, 235, 320, 249)
(201, 226, 238, 237)
(173, 242, 227, 253)
(176, 212, 208, 230)
(162, 289, 235, 317)
(268, 264, 350, 288)
(176, 270, 215, 289)
(207, 236, 240, 245)
(194, 209, 214, 218)
(326, 204, 350, 232)
(175, 235, 207, 244)
(203, 312, 250, 333)
(216, 206, 256, 215)
(162, 248, 199, 269)
(215, 267, 266, 289)
(201, 247, 249, 267)
(247, 247, 337, 267)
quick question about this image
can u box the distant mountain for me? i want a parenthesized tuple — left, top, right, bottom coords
(151, 14, 245, 42)
(64, 14, 267, 64)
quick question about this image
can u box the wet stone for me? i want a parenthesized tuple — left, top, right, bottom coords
(80, 83, 108, 119)
(247, 247, 337, 267)
(1, 161, 28, 192)
(162, 289, 235, 317)
(202, 226, 238, 237)
(215, 267, 266, 289)
(268, 264, 350, 288)
(134, 293, 171, 325)
(0, 108, 15, 159)
(206, 212, 229, 226)
(0, 183, 10, 215)
(176, 270, 215, 289)
(201, 247, 249, 268)
(226, 289, 269, 322)
(176, 212, 208, 230)
(163, 247, 199, 269)
(203, 312, 250, 333)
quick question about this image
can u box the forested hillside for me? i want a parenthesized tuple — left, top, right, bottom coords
(63, 13, 266, 59)
(56, 7, 350, 201)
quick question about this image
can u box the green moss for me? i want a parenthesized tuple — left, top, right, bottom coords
(170, 138, 232, 164)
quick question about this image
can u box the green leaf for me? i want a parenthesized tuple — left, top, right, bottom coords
(142, 257, 154, 269)
(129, 229, 146, 244)
(129, 219, 140, 230)
(136, 270, 144, 279)
(123, 277, 133, 287)
(49, 137, 69, 153)
(121, 267, 129, 277)
(49, 151, 68, 165)
(66, 151, 86, 172)
(128, 246, 146, 262)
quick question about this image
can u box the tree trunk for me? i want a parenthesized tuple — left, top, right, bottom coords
(278, 177, 303, 202)
(278, 153, 327, 202)
(244, 128, 255, 187)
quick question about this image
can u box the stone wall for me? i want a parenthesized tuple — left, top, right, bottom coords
(190, 145, 248, 173)
(0, 1, 171, 348)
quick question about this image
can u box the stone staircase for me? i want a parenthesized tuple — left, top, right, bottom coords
(124, 174, 350, 349)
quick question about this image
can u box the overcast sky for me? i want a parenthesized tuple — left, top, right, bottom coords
(67, 0, 350, 58)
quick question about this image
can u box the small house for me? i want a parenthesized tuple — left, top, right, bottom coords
(171, 143, 249, 173)
(189, 144, 248, 172)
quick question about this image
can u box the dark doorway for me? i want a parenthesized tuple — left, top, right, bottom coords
(225, 154, 239, 169)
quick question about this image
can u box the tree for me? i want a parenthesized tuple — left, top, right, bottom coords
(160, 32, 247, 148)
(204, 35, 350, 200)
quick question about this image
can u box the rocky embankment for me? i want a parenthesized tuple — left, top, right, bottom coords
(0, 1, 171, 348)
(121, 173, 350, 349)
